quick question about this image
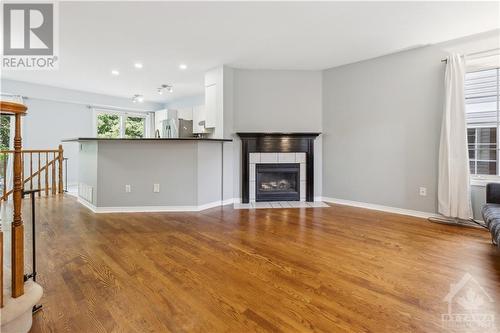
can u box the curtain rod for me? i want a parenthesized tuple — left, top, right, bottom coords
(0, 92, 158, 113)
(441, 47, 500, 63)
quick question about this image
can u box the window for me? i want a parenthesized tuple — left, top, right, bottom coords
(0, 115, 11, 195)
(125, 117, 145, 138)
(465, 67, 500, 177)
(97, 113, 120, 138)
(0, 115, 11, 150)
(94, 110, 149, 139)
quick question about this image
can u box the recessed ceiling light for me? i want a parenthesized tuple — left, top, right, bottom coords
(134, 62, 143, 69)
(111, 70, 120, 76)
(132, 94, 144, 103)
(179, 64, 187, 70)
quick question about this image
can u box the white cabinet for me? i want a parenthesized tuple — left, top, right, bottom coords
(204, 66, 223, 135)
(192, 105, 206, 134)
(205, 84, 217, 128)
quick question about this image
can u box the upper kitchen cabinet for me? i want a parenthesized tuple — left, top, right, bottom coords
(202, 66, 234, 139)
(204, 67, 224, 137)
(205, 84, 217, 128)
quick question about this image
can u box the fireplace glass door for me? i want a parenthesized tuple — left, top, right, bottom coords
(255, 163, 300, 201)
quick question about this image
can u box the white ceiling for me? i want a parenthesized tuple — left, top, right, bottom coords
(2, 1, 499, 103)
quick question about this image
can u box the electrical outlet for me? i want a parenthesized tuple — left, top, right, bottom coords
(125, 184, 131, 193)
(419, 187, 427, 196)
(153, 184, 160, 193)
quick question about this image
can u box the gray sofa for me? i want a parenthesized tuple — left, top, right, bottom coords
(481, 183, 500, 246)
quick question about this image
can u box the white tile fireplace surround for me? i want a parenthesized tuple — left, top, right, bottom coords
(249, 152, 306, 202)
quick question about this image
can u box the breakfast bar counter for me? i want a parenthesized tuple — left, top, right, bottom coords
(63, 138, 232, 212)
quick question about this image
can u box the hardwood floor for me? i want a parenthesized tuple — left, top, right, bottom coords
(27, 195, 499, 332)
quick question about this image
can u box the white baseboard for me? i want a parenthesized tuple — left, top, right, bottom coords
(321, 197, 440, 219)
(77, 197, 236, 213)
(79, 195, 438, 219)
(77, 197, 98, 212)
(222, 198, 236, 206)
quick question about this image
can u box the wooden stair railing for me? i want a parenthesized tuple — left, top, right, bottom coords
(0, 100, 27, 305)
(0, 145, 64, 202)
(0, 101, 64, 307)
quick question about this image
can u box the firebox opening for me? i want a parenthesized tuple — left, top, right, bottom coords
(256, 163, 300, 201)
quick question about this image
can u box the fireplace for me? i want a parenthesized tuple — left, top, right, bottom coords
(256, 163, 300, 201)
(237, 132, 320, 203)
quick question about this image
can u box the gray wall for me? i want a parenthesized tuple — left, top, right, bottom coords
(1, 79, 163, 185)
(230, 69, 323, 199)
(322, 32, 499, 218)
(322, 46, 445, 213)
(196, 141, 224, 205)
(233, 69, 322, 132)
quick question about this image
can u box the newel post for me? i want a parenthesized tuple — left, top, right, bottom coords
(0, 101, 27, 298)
(58, 144, 63, 194)
(12, 112, 25, 297)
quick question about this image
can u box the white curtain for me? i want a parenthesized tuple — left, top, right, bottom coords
(438, 54, 473, 220)
(149, 111, 156, 138)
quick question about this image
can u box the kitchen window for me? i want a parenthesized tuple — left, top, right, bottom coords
(465, 67, 500, 179)
(94, 110, 150, 139)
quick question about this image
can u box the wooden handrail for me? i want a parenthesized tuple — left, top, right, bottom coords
(0, 148, 64, 202)
(0, 149, 59, 153)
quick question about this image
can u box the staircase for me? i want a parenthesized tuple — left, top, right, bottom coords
(0, 101, 62, 333)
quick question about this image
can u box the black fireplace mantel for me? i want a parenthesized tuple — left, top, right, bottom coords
(236, 132, 321, 203)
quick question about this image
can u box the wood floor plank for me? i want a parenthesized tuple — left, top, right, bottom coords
(25, 196, 500, 332)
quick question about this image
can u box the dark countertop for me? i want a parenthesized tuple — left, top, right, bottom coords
(62, 137, 232, 142)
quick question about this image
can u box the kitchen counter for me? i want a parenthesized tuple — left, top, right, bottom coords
(63, 137, 232, 142)
(66, 138, 233, 212)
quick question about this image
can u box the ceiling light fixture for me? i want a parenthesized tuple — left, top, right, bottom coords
(111, 70, 120, 76)
(179, 64, 187, 70)
(158, 84, 173, 95)
(134, 62, 143, 69)
(132, 94, 144, 103)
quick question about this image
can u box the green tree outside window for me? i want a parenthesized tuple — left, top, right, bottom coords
(97, 114, 120, 138)
(0, 115, 10, 151)
(125, 117, 145, 138)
